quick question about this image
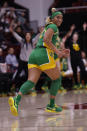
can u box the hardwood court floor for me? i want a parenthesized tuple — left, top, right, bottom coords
(1, 89, 87, 131)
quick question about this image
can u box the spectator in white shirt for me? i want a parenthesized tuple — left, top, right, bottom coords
(9, 26, 33, 83)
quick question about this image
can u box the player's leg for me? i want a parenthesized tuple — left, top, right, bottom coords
(44, 64, 63, 113)
(8, 68, 41, 116)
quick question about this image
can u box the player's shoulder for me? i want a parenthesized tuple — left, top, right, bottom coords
(47, 23, 57, 29)
(47, 23, 58, 33)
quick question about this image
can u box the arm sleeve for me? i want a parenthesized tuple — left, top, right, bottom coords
(46, 24, 58, 33)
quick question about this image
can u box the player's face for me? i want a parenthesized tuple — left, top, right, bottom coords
(53, 14, 63, 27)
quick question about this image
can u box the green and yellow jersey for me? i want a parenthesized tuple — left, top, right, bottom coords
(28, 23, 62, 71)
(36, 23, 60, 48)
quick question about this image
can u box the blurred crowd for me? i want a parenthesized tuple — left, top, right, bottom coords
(0, 1, 31, 46)
(0, 2, 87, 96)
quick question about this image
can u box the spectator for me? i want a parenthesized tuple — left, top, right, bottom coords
(66, 31, 87, 89)
(15, 25, 24, 37)
(81, 51, 87, 71)
(0, 2, 8, 18)
(30, 28, 36, 39)
(6, 8, 17, 20)
(9, 20, 24, 44)
(17, 12, 26, 25)
(0, 48, 7, 73)
(0, 23, 4, 43)
(0, 48, 5, 63)
(9, 26, 33, 89)
(23, 20, 31, 32)
(5, 47, 18, 72)
(79, 22, 87, 55)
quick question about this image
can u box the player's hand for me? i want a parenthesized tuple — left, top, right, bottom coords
(56, 49, 63, 58)
(62, 49, 70, 57)
(56, 49, 70, 58)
